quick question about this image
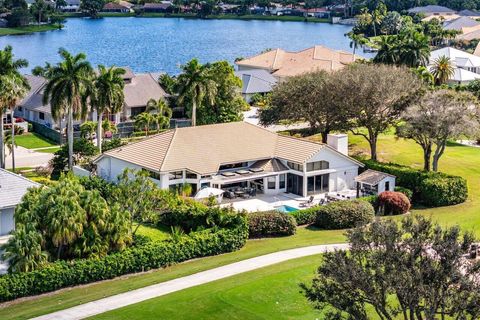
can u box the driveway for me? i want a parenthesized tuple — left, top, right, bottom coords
(4, 146, 53, 169)
(32, 243, 348, 320)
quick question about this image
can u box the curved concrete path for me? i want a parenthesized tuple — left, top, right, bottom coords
(32, 243, 348, 320)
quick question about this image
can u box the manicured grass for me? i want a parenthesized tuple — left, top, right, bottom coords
(35, 146, 61, 154)
(91, 254, 329, 320)
(0, 227, 345, 320)
(0, 24, 60, 36)
(135, 224, 171, 242)
(14, 133, 58, 149)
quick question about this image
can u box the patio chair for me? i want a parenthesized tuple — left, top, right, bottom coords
(300, 196, 315, 207)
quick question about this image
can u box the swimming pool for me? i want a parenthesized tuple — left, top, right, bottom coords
(275, 205, 299, 213)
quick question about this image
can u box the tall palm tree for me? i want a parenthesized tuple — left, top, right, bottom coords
(176, 59, 217, 126)
(373, 35, 399, 65)
(347, 32, 367, 57)
(134, 112, 154, 136)
(0, 74, 30, 172)
(42, 48, 93, 171)
(91, 65, 125, 153)
(398, 31, 430, 68)
(146, 98, 172, 132)
(0, 45, 28, 169)
(430, 55, 454, 86)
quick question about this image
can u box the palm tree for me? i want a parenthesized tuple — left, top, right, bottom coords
(146, 98, 172, 132)
(0, 45, 28, 169)
(398, 31, 430, 68)
(373, 35, 399, 65)
(91, 65, 125, 153)
(0, 74, 30, 172)
(134, 112, 154, 136)
(176, 59, 217, 126)
(430, 55, 454, 86)
(42, 48, 93, 171)
(347, 32, 367, 57)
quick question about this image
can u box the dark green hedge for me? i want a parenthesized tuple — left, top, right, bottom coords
(362, 160, 468, 207)
(0, 221, 248, 302)
(394, 186, 413, 200)
(290, 207, 318, 225)
(248, 211, 297, 238)
(314, 200, 375, 230)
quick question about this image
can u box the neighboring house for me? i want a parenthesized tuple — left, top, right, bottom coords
(355, 169, 396, 197)
(15, 75, 55, 128)
(304, 7, 330, 18)
(235, 45, 357, 81)
(429, 47, 480, 84)
(407, 5, 456, 17)
(218, 3, 240, 14)
(0, 169, 39, 237)
(94, 121, 364, 197)
(234, 69, 277, 103)
(458, 9, 480, 19)
(142, 3, 173, 13)
(102, 1, 134, 13)
(60, 0, 80, 12)
(443, 16, 480, 32)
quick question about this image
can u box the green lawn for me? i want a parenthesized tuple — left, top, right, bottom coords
(136, 224, 171, 242)
(14, 133, 58, 149)
(0, 24, 60, 36)
(0, 227, 345, 320)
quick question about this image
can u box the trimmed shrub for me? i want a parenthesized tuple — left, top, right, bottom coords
(248, 211, 297, 238)
(290, 206, 318, 225)
(0, 220, 248, 302)
(394, 186, 413, 200)
(419, 176, 468, 207)
(377, 191, 411, 215)
(362, 160, 468, 207)
(314, 200, 375, 230)
(358, 195, 379, 210)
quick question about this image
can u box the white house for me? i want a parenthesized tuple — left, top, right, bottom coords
(0, 169, 39, 237)
(429, 47, 480, 84)
(354, 169, 396, 197)
(94, 122, 364, 197)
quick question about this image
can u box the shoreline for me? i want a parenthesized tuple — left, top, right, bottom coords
(0, 24, 61, 36)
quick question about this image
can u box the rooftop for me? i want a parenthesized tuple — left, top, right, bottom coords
(407, 5, 455, 14)
(429, 47, 480, 68)
(235, 69, 277, 94)
(444, 16, 480, 31)
(355, 169, 395, 186)
(0, 169, 39, 209)
(97, 121, 362, 175)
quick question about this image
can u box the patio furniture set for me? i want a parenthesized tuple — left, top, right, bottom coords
(223, 187, 257, 199)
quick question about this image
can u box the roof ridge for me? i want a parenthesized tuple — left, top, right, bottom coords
(101, 129, 174, 157)
(159, 127, 178, 171)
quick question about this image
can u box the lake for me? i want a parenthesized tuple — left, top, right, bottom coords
(0, 17, 363, 74)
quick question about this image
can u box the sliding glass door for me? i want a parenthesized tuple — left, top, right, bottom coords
(307, 174, 329, 195)
(287, 173, 304, 196)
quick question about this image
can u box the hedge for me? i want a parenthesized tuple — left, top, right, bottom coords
(0, 220, 248, 302)
(394, 186, 413, 200)
(362, 160, 468, 207)
(314, 200, 375, 230)
(290, 206, 318, 225)
(248, 211, 297, 238)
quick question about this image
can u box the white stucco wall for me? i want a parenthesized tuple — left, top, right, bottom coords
(0, 207, 15, 236)
(377, 176, 396, 193)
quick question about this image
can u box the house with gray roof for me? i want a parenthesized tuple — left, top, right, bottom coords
(355, 169, 396, 197)
(0, 169, 39, 237)
(234, 69, 277, 103)
(458, 9, 480, 18)
(407, 5, 456, 16)
(444, 16, 480, 32)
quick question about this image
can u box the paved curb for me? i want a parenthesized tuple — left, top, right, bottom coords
(32, 243, 348, 320)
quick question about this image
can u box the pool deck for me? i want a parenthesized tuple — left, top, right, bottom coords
(220, 193, 326, 213)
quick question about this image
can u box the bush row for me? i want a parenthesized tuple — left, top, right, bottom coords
(247, 211, 297, 238)
(314, 200, 375, 229)
(0, 221, 248, 302)
(362, 160, 468, 207)
(290, 207, 318, 225)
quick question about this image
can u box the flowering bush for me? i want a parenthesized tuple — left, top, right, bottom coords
(377, 191, 411, 215)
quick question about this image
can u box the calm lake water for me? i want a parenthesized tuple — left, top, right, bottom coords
(0, 17, 362, 74)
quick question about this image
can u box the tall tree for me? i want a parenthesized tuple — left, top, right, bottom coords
(430, 55, 454, 86)
(176, 59, 217, 126)
(0, 45, 28, 169)
(303, 215, 480, 320)
(91, 65, 125, 153)
(398, 90, 480, 172)
(42, 48, 94, 171)
(134, 112, 154, 136)
(330, 64, 423, 160)
(80, 0, 104, 18)
(346, 31, 367, 56)
(146, 98, 172, 132)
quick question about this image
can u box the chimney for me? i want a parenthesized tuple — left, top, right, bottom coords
(327, 134, 348, 156)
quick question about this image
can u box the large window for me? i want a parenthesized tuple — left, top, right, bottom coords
(185, 171, 197, 179)
(287, 173, 304, 196)
(219, 162, 248, 170)
(169, 171, 183, 180)
(287, 161, 303, 172)
(306, 161, 329, 172)
(267, 176, 276, 189)
(279, 174, 286, 189)
(307, 174, 329, 195)
(39, 112, 45, 120)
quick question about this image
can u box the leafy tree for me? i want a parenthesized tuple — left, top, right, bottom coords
(430, 55, 454, 86)
(49, 14, 66, 29)
(412, 66, 434, 87)
(146, 98, 172, 132)
(303, 215, 480, 320)
(158, 73, 176, 95)
(176, 59, 217, 126)
(30, 0, 50, 24)
(80, 0, 104, 18)
(42, 48, 94, 171)
(5, 7, 31, 27)
(330, 64, 423, 160)
(50, 138, 98, 178)
(114, 169, 158, 235)
(90, 65, 125, 153)
(374, 30, 430, 67)
(397, 90, 480, 171)
(80, 121, 96, 140)
(259, 71, 348, 142)
(346, 31, 367, 56)
(380, 10, 402, 35)
(0, 45, 28, 170)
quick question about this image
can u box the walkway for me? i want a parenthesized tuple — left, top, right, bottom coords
(4, 146, 53, 169)
(32, 243, 348, 320)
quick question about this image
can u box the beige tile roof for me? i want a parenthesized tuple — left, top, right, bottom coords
(236, 46, 357, 78)
(98, 122, 362, 175)
(123, 73, 167, 108)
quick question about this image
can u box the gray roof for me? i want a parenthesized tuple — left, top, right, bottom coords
(235, 69, 277, 94)
(408, 5, 455, 14)
(124, 73, 168, 108)
(65, 0, 80, 5)
(0, 169, 39, 209)
(355, 169, 395, 186)
(444, 16, 480, 31)
(458, 9, 480, 16)
(20, 75, 51, 114)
